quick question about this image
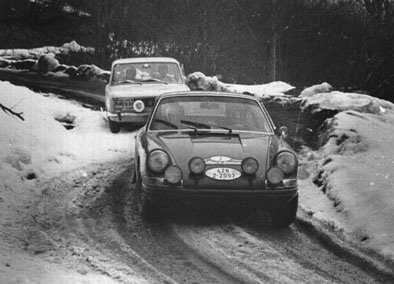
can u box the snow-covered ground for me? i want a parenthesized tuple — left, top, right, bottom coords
(0, 80, 134, 283)
(1, 79, 394, 282)
(299, 87, 394, 259)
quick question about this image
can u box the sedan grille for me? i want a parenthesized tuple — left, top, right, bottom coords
(113, 97, 155, 112)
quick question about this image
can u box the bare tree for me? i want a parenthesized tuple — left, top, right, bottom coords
(0, 103, 24, 121)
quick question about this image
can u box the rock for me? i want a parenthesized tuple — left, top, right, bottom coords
(187, 72, 230, 92)
(300, 82, 333, 98)
(54, 64, 68, 72)
(62, 40, 94, 54)
(96, 71, 110, 82)
(77, 269, 88, 275)
(37, 53, 60, 73)
(76, 64, 107, 81)
(64, 65, 78, 77)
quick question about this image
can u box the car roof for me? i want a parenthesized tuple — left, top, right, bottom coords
(158, 91, 259, 101)
(112, 57, 180, 66)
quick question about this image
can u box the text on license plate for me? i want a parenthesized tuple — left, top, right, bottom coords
(205, 168, 241, 180)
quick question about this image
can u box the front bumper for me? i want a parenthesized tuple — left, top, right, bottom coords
(107, 111, 149, 123)
(142, 182, 298, 209)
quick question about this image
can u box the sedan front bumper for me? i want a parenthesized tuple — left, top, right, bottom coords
(107, 111, 149, 123)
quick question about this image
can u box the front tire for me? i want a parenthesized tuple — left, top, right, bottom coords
(135, 164, 160, 222)
(270, 195, 298, 228)
(109, 120, 121, 133)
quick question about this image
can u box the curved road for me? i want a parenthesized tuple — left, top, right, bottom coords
(30, 161, 393, 284)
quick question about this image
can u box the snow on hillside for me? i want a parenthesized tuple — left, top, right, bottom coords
(300, 86, 394, 259)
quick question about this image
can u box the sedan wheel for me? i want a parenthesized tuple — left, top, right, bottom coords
(135, 165, 160, 222)
(270, 195, 298, 228)
(109, 120, 121, 133)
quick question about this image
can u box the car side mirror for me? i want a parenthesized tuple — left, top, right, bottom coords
(278, 126, 288, 139)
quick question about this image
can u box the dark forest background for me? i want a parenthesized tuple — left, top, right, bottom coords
(0, 0, 393, 100)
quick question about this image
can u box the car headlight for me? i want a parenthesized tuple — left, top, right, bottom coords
(276, 151, 297, 174)
(147, 150, 170, 173)
(241, 157, 259, 175)
(165, 165, 182, 184)
(266, 167, 284, 184)
(133, 100, 145, 113)
(189, 157, 205, 174)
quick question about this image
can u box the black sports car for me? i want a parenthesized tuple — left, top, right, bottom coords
(134, 91, 298, 226)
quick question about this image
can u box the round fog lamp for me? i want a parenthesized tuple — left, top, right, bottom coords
(133, 100, 145, 113)
(189, 157, 205, 174)
(241, 157, 259, 175)
(165, 166, 182, 184)
(267, 167, 284, 185)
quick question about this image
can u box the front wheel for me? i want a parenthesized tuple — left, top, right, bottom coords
(109, 120, 121, 133)
(270, 195, 298, 228)
(135, 165, 160, 222)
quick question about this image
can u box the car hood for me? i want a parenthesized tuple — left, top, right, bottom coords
(143, 131, 273, 189)
(108, 83, 190, 98)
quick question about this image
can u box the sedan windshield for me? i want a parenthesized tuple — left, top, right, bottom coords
(111, 62, 183, 85)
(149, 96, 273, 133)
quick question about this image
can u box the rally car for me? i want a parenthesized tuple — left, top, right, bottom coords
(134, 91, 298, 227)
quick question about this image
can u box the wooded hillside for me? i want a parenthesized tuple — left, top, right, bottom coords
(0, 0, 393, 101)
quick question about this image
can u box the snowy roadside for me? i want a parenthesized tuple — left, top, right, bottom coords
(1, 77, 394, 281)
(298, 88, 394, 261)
(188, 73, 394, 264)
(0, 80, 134, 283)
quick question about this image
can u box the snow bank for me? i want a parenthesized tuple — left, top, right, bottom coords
(186, 72, 296, 100)
(301, 90, 393, 114)
(301, 86, 394, 258)
(0, 41, 94, 60)
(0, 80, 133, 186)
(299, 82, 332, 98)
(227, 81, 296, 99)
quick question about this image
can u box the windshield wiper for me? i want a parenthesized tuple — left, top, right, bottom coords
(153, 118, 178, 129)
(141, 78, 168, 85)
(113, 80, 142, 85)
(181, 120, 233, 134)
(181, 120, 211, 130)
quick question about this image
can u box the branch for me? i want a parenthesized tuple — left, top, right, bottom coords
(0, 103, 25, 121)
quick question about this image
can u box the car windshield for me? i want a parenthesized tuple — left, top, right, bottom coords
(111, 62, 183, 85)
(149, 96, 273, 133)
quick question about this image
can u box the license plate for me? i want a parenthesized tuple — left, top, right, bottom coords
(205, 168, 241, 181)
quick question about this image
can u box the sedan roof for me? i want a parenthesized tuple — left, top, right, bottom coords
(112, 57, 180, 66)
(158, 91, 258, 101)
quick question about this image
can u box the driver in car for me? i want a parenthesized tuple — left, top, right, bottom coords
(125, 66, 137, 81)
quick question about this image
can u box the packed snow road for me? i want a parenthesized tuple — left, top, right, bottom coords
(29, 161, 390, 284)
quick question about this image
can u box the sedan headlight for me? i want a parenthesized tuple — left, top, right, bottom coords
(133, 100, 145, 113)
(189, 157, 205, 174)
(147, 150, 170, 173)
(241, 157, 259, 175)
(165, 165, 182, 184)
(276, 151, 297, 174)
